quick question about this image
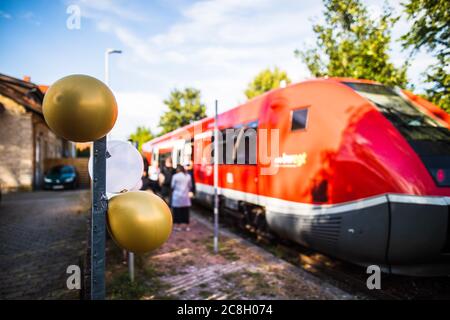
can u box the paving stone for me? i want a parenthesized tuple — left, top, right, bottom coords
(0, 190, 89, 300)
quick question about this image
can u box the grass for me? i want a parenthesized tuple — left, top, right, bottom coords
(108, 272, 148, 300)
(106, 239, 174, 300)
(205, 238, 240, 262)
(198, 290, 213, 299)
(107, 266, 174, 300)
(222, 270, 275, 298)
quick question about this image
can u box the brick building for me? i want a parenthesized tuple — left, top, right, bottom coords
(0, 73, 75, 192)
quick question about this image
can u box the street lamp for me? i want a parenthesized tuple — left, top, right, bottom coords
(104, 48, 135, 281)
(104, 48, 122, 86)
(104, 49, 122, 141)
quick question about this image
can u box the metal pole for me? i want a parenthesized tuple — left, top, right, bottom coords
(213, 100, 219, 254)
(91, 137, 107, 299)
(104, 51, 109, 86)
(89, 48, 121, 299)
(128, 252, 135, 282)
(128, 139, 138, 282)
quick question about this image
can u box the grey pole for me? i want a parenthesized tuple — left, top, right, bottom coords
(128, 252, 135, 282)
(89, 48, 122, 299)
(213, 100, 219, 254)
(127, 139, 138, 283)
(91, 137, 107, 299)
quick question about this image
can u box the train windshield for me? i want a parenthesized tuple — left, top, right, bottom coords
(344, 82, 450, 187)
(343, 82, 440, 128)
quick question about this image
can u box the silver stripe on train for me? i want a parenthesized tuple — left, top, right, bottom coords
(195, 182, 449, 216)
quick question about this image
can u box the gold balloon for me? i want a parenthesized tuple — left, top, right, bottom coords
(107, 191, 173, 254)
(42, 74, 118, 142)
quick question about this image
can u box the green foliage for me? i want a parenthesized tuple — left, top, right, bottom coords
(128, 126, 154, 151)
(108, 269, 172, 300)
(245, 67, 291, 99)
(159, 88, 207, 135)
(295, 0, 408, 87)
(108, 272, 148, 300)
(401, 0, 450, 112)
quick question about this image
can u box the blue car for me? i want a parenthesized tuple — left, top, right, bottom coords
(43, 165, 79, 190)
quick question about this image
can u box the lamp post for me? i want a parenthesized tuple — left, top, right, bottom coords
(105, 48, 136, 284)
(105, 49, 122, 86)
(104, 49, 122, 142)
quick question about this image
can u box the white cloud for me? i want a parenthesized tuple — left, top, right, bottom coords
(73, 0, 147, 22)
(78, 0, 435, 140)
(109, 91, 165, 140)
(20, 11, 41, 26)
(78, 0, 321, 140)
(0, 10, 12, 19)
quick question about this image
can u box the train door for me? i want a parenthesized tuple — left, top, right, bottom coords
(219, 121, 259, 210)
(171, 139, 193, 167)
(183, 140, 193, 165)
(159, 150, 172, 169)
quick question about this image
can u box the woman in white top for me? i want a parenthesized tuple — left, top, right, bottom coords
(171, 164, 192, 231)
(148, 162, 160, 193)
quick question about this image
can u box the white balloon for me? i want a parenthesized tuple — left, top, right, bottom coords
(106, 192, 118, 200)
(89, 140, 144, 193)
(131, 178, 143, 191)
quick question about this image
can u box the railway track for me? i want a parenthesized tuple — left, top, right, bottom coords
(193, 204, 450, 300)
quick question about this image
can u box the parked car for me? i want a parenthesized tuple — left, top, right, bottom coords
(43, 165, 79, 190)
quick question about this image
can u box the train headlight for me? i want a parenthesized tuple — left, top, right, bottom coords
(432, 168, 449, 187)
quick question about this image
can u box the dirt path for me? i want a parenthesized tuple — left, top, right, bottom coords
(106, 209, 355, 300)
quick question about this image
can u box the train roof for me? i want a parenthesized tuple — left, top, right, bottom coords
(142, 77, 447, 151)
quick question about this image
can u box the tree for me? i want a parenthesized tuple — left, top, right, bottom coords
(159, 88, 207, 135)
(245, 67, 291, 99)
(128, 126, 154, 151)
(401, 0, 450, 112)
(295, 0, 408, 87)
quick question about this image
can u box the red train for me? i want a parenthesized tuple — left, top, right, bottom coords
(143, 78, 450, 276)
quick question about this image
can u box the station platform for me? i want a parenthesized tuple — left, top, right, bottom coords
(106, 208, 356, 300)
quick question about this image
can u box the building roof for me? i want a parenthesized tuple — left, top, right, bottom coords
(0, 73, 46, 114)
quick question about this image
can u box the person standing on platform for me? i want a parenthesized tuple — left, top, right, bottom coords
(148, 161, 160, 193)
(160, 157, 174, 204)
(185, 160, 196, 197)
(140, 153, 150, 190)
(171, 164, 192, 231)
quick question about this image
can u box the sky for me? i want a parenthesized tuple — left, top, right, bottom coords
(0, 0, 435, 140)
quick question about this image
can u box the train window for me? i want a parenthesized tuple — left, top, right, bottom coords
(233, 120, 258, 165)
(234, 128, 257, 165)
(343, 82, 440, 128)
(291, 108, 309, 131)
(211, 121, 258, 165)
(211, 131, 226, 164)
